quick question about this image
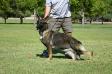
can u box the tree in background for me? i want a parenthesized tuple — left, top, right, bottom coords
(0, 0, 12, 23)
(70, 0, 95, 24)
(0, 0, 37, 24)
(103, 0, 112, 22)
(70, 0, 112, 24)
(0, 0, 111, 24)
(70, 0, 80, 23)
(14, 0, 37, 24)
(92, 0, 106, 24)
(36, 0, 44, 16)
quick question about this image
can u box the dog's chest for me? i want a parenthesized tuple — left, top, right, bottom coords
(39, 30, 49, 39)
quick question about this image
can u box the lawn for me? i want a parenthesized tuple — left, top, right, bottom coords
(0, 23, 112, 74)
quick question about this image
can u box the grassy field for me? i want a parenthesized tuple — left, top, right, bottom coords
(0, 23, 112, 74)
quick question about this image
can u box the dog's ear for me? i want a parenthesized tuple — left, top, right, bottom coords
(37, 14, 42, 21)
(36, 14, 42, 30)
(36, 21, 39, 30)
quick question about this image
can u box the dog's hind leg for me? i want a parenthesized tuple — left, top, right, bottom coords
(64, 48, 78, 60)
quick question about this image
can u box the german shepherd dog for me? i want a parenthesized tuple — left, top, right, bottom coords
(36, 15, 93, 60)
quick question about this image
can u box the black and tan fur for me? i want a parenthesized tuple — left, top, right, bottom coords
(36, 15, 93, 60)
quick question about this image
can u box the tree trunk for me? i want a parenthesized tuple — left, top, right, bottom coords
(33, 9, 37, 25)
(101, 16, 103, 24)
(20, 17, 23, 24)
(90, 18, 92, 24)
(4, 18, 7, 24)
(81, 11, 85, 25)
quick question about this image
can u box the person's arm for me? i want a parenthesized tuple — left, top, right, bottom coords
(44, 0, 51, 19)
(44, 6, 51, 19)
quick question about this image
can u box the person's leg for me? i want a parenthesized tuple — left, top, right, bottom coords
(62, 18, 72, 36)
(47, 18, 62, 32)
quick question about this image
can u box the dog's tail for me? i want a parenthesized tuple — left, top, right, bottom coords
(69, 37, 93, 57)
(79, 45, 93, 57)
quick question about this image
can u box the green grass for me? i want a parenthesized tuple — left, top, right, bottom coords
(0, 23, 112, 74)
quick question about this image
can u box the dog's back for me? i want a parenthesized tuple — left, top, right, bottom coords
(52, 32, 81, 49)
(52, 32, 93, 57)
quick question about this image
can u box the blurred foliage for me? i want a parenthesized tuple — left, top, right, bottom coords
(0, 0, 112, 23)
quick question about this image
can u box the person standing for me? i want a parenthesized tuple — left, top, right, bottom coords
(44, 0, 72, 36)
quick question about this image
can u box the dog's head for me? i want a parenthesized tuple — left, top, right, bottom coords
(36, 15, 48, 33)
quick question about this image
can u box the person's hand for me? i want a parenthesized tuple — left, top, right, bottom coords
(43, 16, 49, 22)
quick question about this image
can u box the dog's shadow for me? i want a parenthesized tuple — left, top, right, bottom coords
(36, 49, 84, 60)
(36, 49, 68, 59)
(36, 54, 84, 60)
(36, 54, 67, 59)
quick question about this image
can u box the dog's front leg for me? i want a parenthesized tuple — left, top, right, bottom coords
(47, 45, 52, 60)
